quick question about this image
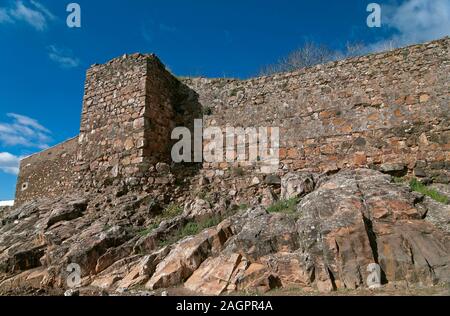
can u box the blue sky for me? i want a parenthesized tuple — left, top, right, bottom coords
(0, 0, 449, 200)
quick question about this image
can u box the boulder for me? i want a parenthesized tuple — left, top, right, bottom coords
(183, 198, 213, 219)
(281, 173, 315, 200)
(184, 253, 243, 295)
(145, 220, 234, 290)
(422, 196, 450, 233)
(46, 199, 87, 228)
(379, 163, 407, 176)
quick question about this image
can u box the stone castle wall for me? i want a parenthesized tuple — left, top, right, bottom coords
(15, 137, 78, 205)
(14, 37, 450, 205)
(183, 38, 449, 180)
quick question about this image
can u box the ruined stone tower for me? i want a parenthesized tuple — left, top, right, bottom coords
(77, 54, 179, 188)
(15, 53, 184, 204)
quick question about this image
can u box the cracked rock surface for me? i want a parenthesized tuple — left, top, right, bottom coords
(0, 169, 449, 295)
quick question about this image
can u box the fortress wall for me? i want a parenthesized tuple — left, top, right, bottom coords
(15, 137, 78, 205)
(183, 38, 450, 181)
(14, 38, 450, 206)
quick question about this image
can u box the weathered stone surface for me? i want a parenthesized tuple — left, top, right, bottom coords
(145, 221, 233, 290)
(183, 199, 213, 219)
(185, 38, 449, 181)
(90, 255, 143, 290)
(177, 169, 450, 294)
(281, 173, 315, 200)
(295, 169, 449, 288)
(116, 247, 171, 291)
(184, 253, 242, 295)
(95, 238, 137, 274)
(46, 199, 87, 228)
(260, 187, 276, 207)
(264, 175, 281, 185)
(224, 208, 299, 261)
(379, 163, 407, 176)
(0, 192, 148, 292)
(422, 196, 450, 233)
(61, 225, 131, 277)
(0, 267, 48, 292)
(155, 163, 170, 174)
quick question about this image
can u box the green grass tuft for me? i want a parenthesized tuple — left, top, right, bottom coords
(158, 215, 223, 247)
(267, 198, 300, 214)
(136, 203, 183, 238)
(137, 222, 159, 237)
(410, 178, 448, 204)
(180, 222, 200, 237)
(393, 176, 406, 184)
(237, 203, 248, 211)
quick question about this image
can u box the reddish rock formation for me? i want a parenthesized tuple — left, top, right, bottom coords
(1, 169, 448, 295)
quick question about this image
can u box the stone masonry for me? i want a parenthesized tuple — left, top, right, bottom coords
(184, 37, 449, 178)
(14, 137, 78, 203)
(14, 37, 450, 206)
(77, 54, 182, 189)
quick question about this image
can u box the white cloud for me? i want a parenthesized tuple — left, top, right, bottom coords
(7, 113, 50, 133)
(10, 0, 47, 30)
(0, 200, 14, 206)
(0, 113, 52, 149)
(0, 8, 13, 23)
(371, 0, 450, 51)
(29, 0, 56, 21)
(0, 0, 55, 31)
(47, 45, 81, 69)
(0, 152, 21, 175)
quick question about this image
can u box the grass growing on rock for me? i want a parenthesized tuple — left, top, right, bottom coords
(137, 222, 159, 237)
(158, 215, 223, 247)
(137, 203, 183, 237)
(393, 176, 406, 184)
(237, 203, 248, 211)
(163, 203, 184, 217)
(267, 198, 300, 214)
(196, 191, 214, 204)
(409, 178, 448, 204)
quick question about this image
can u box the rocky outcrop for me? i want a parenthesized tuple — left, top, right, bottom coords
(178, 169, 450, 294)
(145, 220, 233, 290)
(0, 169, 449, 295)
